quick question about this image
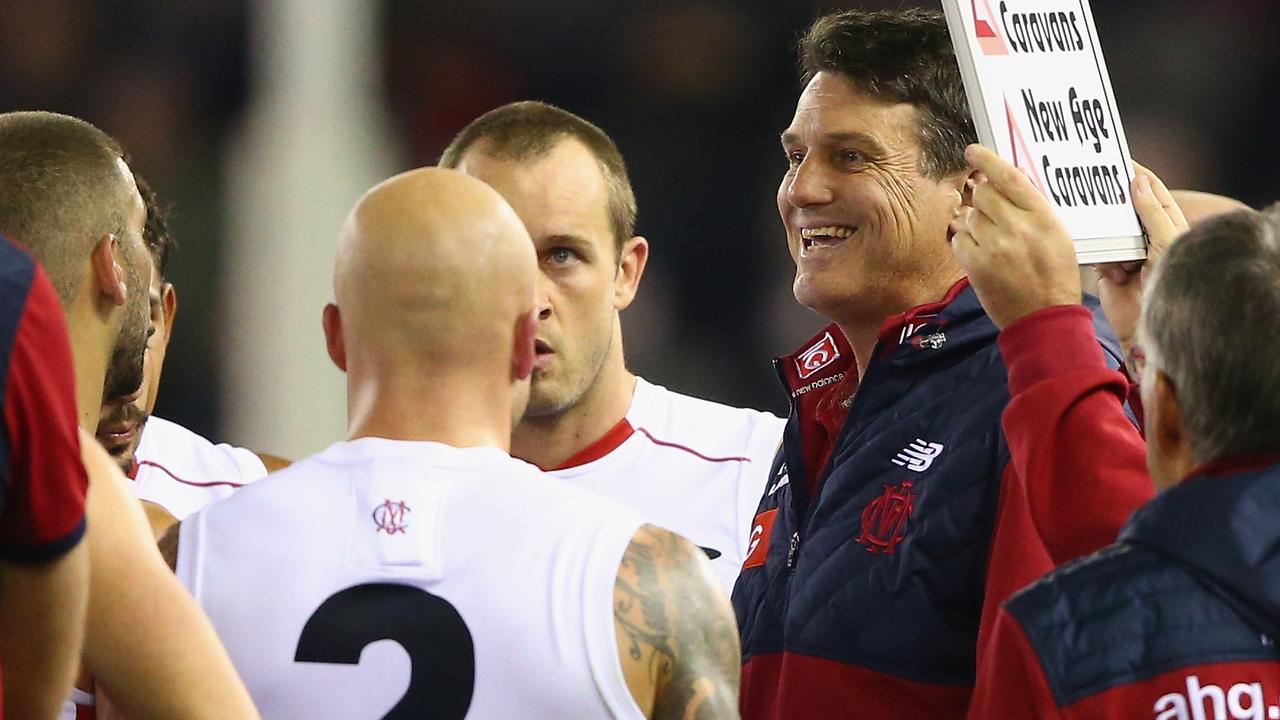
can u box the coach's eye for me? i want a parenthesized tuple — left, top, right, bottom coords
(785, 150, 805, 168)
(838, 149, 864, 165)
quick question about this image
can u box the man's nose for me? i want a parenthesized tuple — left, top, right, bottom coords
(787, 157, 835, 208)
(536, 277, 553, 320)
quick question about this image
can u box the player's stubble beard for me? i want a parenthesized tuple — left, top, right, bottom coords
(97, 402, 150, 473)
(523, 311, 615, 420)
(102, 254, 150, 402)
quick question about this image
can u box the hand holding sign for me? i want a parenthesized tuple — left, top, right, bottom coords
(943, 0, 1146, 263)
(1095, 165, 1188, 358)
(950, 144, 1081, 329)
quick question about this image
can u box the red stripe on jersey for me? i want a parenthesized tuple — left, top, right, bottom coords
(1063, 660, 1280, 718)
(137, 460, 246, 489)
(75, 703, 96, 720)
(635, 427, 751, 464)
(548, 418, 636, 471)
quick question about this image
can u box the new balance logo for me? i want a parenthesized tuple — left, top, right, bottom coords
(892, 439, 944, 472)
(1153, 675, 1278, 720)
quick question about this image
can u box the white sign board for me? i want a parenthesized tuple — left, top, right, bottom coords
(941, 0, 1147, 263)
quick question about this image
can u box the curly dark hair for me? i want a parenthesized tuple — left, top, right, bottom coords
(134, 174, 175, 278)
(799, 8, 977, 177)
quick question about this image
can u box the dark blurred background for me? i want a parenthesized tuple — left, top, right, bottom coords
(3, 0, 1277, 447)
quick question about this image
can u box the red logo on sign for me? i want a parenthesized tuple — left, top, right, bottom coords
(372, 499, 410, 535)
(742, 509, 778, 569)
(796, 332, 840, 380)
(857, 481, 916, 554)
(973, 0, 1009, 55)
(1006, 99, 1048, 196)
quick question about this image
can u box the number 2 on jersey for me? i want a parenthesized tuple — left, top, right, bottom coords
(295, 583, 475, 719)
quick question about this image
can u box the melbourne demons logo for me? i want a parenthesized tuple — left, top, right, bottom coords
(796, 332, 840, 380)
(857, 481, 916, 554)
(372, 499, 410, 535)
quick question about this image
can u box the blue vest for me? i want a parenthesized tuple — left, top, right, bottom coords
(733, 286, 1123, 687)
(1008, 461, 1280, 707)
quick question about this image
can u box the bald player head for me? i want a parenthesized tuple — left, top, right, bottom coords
(323, 167, 541, 445)
(1170, 190, 1250, 226)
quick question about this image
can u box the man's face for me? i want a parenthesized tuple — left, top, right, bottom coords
(97, 254, 172, 471)
(99, 173, 152, 442)
(778, 71, 964, 322)
(456, 139, 621, 418)
(1137, 329, 1182, 492)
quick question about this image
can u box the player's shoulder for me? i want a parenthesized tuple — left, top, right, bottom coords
(1005, 542, 1265, 707)
(137, 416, 268, 484)
(209, 438, 639, 535)
(628, 376, 785, 458)
(0, 237, 50, 351)
(0, 233, 37, 302)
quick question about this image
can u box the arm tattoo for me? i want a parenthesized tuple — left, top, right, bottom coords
(615, 525, 741, 719)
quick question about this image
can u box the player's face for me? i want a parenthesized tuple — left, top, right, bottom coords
(456, 139, 619, 418)
(778, 71, 964, 322)
(102, 174, 152, 403)
(97, 257, 172, 471)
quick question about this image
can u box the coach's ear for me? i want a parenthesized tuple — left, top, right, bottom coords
(322, 303, 347, 373)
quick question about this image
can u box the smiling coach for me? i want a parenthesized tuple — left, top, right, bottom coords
(730, 9, 1153, 719)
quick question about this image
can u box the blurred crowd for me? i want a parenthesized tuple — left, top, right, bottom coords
(4, 0, 1277, 436)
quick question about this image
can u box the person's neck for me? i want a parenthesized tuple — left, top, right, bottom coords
(66, 310, 111, 431)
(833, 321, 881, 382)
(346, 367, 512, 452)
(512, 349, 636, 470)
(833, 272, 966, 379)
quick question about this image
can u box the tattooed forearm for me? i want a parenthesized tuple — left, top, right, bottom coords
(614, 525, 741, 720)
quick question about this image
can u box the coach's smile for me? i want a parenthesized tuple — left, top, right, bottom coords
(799, 225, 857, 255)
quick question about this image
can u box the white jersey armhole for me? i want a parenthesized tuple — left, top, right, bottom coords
(222, 444, 268, 481)
(583, 519, 648, 720)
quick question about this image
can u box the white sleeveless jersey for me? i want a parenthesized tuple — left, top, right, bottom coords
(176, 438, 646, 720)
(548, 377, 785, 594)
(130, 416, 268, 520)
(58, 417, 271, 720)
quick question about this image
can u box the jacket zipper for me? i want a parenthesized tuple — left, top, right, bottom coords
(776, 340, 889, 573)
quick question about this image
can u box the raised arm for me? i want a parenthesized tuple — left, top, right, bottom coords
(80, 431, 259, 719)
(0, 265, 90, 719)
(614, 524, 741, 720)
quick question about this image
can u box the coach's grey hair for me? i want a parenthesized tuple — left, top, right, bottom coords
(1141, 206, 1280, 462)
